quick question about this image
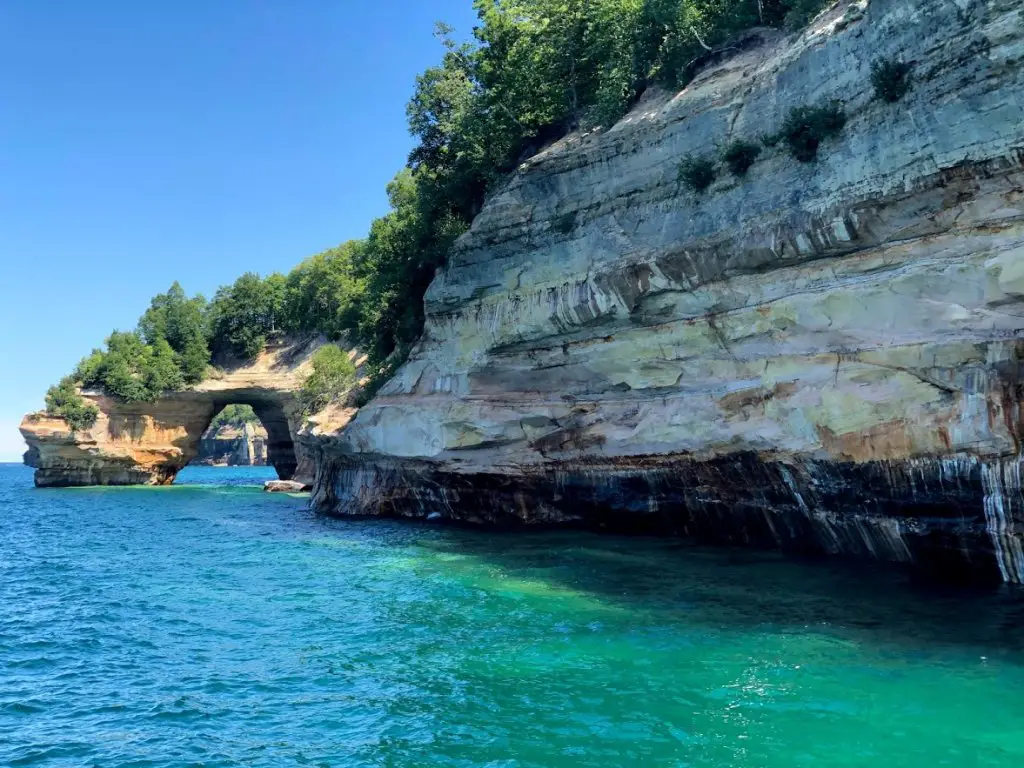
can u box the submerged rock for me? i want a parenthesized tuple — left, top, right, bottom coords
(309, 0, 1024, 583)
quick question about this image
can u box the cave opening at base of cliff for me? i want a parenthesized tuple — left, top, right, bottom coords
(184, 401, 299, 482)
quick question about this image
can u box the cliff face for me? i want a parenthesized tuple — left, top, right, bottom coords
(21, 338, 321, 487)
(311, 0, 1024, 582)
(194, 422, 269, 467)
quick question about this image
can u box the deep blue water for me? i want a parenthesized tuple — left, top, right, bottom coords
(4, 462, 1024, 766)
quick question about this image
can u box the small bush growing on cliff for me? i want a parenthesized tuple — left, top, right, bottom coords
(45, 377, 98, 433)
(722, 140, 762, 176)
(299, 345, 357, 415)
(871, 58, 913, 103)
(678, 155, 717, 192)
(780, 101, 847, 162)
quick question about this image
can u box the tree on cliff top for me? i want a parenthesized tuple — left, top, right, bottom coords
(76, 331, 184, 402)
(139, 281, 210, 383)
(44, 377, 99, 433)
(280, 241, 365, 341)
(207, 272, 287, 361)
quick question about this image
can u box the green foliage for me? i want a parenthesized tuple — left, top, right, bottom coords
(346, 170, 468, 366)
(139, 282, 210, 383)
(871, 58, 913, 103)
(299, 345, 358, 414)
(280, 241, 365, 340)
(208, 272, 287, 360)
(76, 330, 184, 402)
(45, 377, 99, 432)
(678, 154, 716, 192)
(73, 349, 106, 384)
(722, 140, 762, 176)
(209, 404, 259, 430)
(780, 101, 847, 162)
(62, 282, 210, 404)
(145, 338, 186, 394)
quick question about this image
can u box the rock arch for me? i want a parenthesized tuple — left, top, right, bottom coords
(21, 338, 322, 487)
(206, 395, 299, 480)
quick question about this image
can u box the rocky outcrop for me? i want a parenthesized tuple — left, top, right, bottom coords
(310, 0, 1024, 582)
(21, 338, 322, 487)
(194, 422, 268, 467)
(264, 479, 310, 493)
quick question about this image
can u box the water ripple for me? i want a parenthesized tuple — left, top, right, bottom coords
(4, 464, 1024, 765)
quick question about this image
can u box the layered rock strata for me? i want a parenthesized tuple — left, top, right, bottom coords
(311, 0, 1024, 582)
(21, 338, 322, 487)
(194, 422, 269, 467)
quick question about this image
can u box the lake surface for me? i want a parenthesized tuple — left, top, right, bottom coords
(3, 462, 1024, 766)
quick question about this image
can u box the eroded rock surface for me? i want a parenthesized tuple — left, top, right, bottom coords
(194, 422, 269, 467)
(311, 0, 1024, 582)
(264, 480, 311, 494)
(21, 338, 323, 487)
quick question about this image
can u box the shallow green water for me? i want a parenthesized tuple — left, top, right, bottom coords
(3, 463, 1024, 766)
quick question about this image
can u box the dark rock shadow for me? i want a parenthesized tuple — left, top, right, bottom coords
(369, 520, 1024, 659)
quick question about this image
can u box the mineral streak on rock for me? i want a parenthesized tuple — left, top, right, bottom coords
(194, 422, 268, 467)
(20, 338, 324, 488)
(309, 0, 1024, 582)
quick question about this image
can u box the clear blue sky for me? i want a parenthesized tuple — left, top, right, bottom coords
(0, 1, 479, 460)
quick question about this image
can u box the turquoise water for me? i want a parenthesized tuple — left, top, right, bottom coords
(3, 464, 1024, 766)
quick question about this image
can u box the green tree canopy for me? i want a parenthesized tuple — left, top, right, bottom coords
(281, 241, 366, 340)
(76, 330, 184, 402)
(208, 272, 287, 360)
(139, 281, 210, 383)
(209, 404, 260, 430)
(45, 377, 99, 432)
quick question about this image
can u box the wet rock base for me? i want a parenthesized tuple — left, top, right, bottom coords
(312, 452, 1024, 586)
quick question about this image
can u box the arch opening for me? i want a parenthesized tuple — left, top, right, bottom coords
(184, 399, 299, 481)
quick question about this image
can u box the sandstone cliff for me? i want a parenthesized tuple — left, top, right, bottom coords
(193, 422, 269, 467)
(21, 338, 322, 487)
(310, 0, 1024, 582)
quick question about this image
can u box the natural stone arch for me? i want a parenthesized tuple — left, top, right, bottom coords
(21, 338, 323, 487)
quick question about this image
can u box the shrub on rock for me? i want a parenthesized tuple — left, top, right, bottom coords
(45, 377, 99, 433)
(679, 155, 717, 192)
(723, 140, 762, 176)
(780, 101, 847, 162)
